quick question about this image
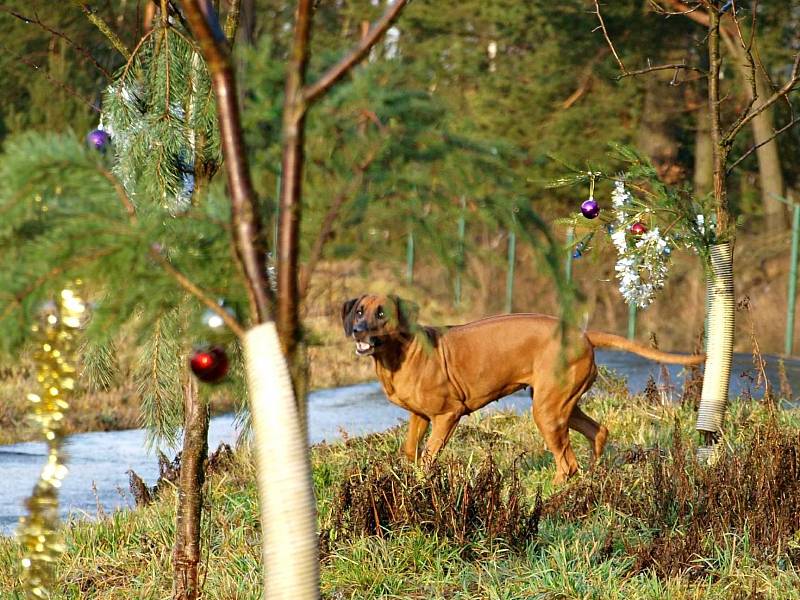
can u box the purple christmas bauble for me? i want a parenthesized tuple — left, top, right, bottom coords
(86, 129, 111, 151)
(580, 198, 600, 219)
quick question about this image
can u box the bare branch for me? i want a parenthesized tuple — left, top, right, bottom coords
(592, 0, 628, 76)
(302, 0, 408, 105)
(560, 47, 609, 109)
(724, 51, 800, 143)
(182, 0, 275, 325)
(616, 61, 706, 81)
(71, 1, 132, 60)
(647, 0, 705, 17)
(148, 246, 246, 338)
(298, 143, 381, 299)
(727, 115, 800, 175)
(1, 43, 100, 112)
(97, 167, 137, 221)
(0, 7, 112, 79)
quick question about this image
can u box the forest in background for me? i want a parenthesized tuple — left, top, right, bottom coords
(1, 0, 799, 354)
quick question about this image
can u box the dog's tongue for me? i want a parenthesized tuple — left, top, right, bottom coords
(356, 341, 371, 353)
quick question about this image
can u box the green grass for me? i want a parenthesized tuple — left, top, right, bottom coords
(2, 390, 800, 599)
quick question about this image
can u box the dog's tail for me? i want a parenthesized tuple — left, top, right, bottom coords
(586, 330, 705, 365)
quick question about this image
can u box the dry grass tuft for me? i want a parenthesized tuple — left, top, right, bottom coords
(322, 453, 541, 556)
(545, 416, 800, 579)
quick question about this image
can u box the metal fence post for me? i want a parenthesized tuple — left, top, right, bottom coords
(786, 203, 800, 355)
(506, 228, 516, 313)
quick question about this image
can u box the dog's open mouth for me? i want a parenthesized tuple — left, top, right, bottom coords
(354, 336, 381, 356)
(355, 340, 373, 355)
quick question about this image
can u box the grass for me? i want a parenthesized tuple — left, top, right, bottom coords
(2, 384, 800, 599)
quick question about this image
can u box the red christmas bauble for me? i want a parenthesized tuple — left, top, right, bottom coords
(190, 346, 229, 383)
(630, 222, 647, 236)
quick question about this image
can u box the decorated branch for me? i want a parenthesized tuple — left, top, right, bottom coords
(554, 145, 720, 308)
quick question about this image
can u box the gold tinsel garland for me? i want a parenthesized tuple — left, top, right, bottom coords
(17, 286, 87, 598)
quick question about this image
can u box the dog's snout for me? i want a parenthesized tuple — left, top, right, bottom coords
(353, 320, 368, 334)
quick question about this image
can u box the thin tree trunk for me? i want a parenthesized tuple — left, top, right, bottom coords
(635, 58, 682, 183)
(696, 7, 735, 448)
(172, 374, 209, 600)
(694, 101, 713, 196)
(723, 33, 786, 231)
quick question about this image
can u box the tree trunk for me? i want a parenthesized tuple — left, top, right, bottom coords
(635, 66, 682, 184)
(693, 102, 713, 197)
(172, 374, 209, 600)
(244, 323, 319, 600)
(722, 34, 787, 231)
(695, 8, 735, 448)
(277, 0, 313, 431)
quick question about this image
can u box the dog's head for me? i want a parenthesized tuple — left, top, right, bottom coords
(341, 294, 419, 356)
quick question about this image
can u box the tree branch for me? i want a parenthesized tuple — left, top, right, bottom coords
(724, 52, 800, 143)
(727, 115, 800, 175)
(298, 144, 381, 299)
(615, 61, 706, 81)
(302, 0, 408, 105)
(1, 43, 101, 112)
(592, 0, 628, 76)
(148, 246, 246, 338)
(182, 0, 274, 326)
(0, 7, 112, 79)
(71, 1, 132, 60)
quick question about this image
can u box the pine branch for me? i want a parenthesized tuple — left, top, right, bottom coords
(135, 309, 184, 449)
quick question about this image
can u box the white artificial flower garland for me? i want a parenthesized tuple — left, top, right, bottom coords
(610, 181, 673, 308)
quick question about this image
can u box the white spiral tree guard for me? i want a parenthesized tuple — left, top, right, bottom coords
(696, 243, 735, 458)
(243, 323, 319, 599)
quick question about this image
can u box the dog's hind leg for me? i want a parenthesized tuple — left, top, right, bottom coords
(568, 406, 608, 463)
(532, 388, 579, 485)
(404, 413, 430, 462)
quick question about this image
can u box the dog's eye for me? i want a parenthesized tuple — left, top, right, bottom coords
(356, 308, 363, 317)
(377, 307, 384, 319)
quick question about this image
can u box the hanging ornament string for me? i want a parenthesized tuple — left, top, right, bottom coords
(580, 173, 600, 219)
(17, 284, 88, 599)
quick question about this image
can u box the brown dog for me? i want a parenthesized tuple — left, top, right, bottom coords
(342, 294, 705, 483)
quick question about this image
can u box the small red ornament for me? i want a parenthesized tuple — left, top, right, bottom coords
(190, 346, 229, 383)
(630, 222, 647, 236)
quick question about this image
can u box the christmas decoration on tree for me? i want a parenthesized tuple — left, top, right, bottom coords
(580, 197, 599, 219)
(579, 174, 600, 219)
(18, 284, 87, 599)
(630, 221, 647, 236)
(86, 129, 111, 152)
(200, 301, 237, 333)
(190, 345, 229, 383)
(552, 147, 717, 309)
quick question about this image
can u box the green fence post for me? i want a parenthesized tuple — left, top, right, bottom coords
(786, 203, 800, 355)
(406, 230, 415, 285)
(627, 303, 637, 340)
(274, 168, 281, 259)
(565, 226, 575, 282)
(455, 197, 465, 307)
(505, 228, 516, 313)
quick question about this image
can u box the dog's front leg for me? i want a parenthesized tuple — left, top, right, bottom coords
(421, 412, 461, 464)
(403, 413, 430, 462)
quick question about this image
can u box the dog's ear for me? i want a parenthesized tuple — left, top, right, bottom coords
(390, 295, 419, 331)
(341, 296, 362, 337)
